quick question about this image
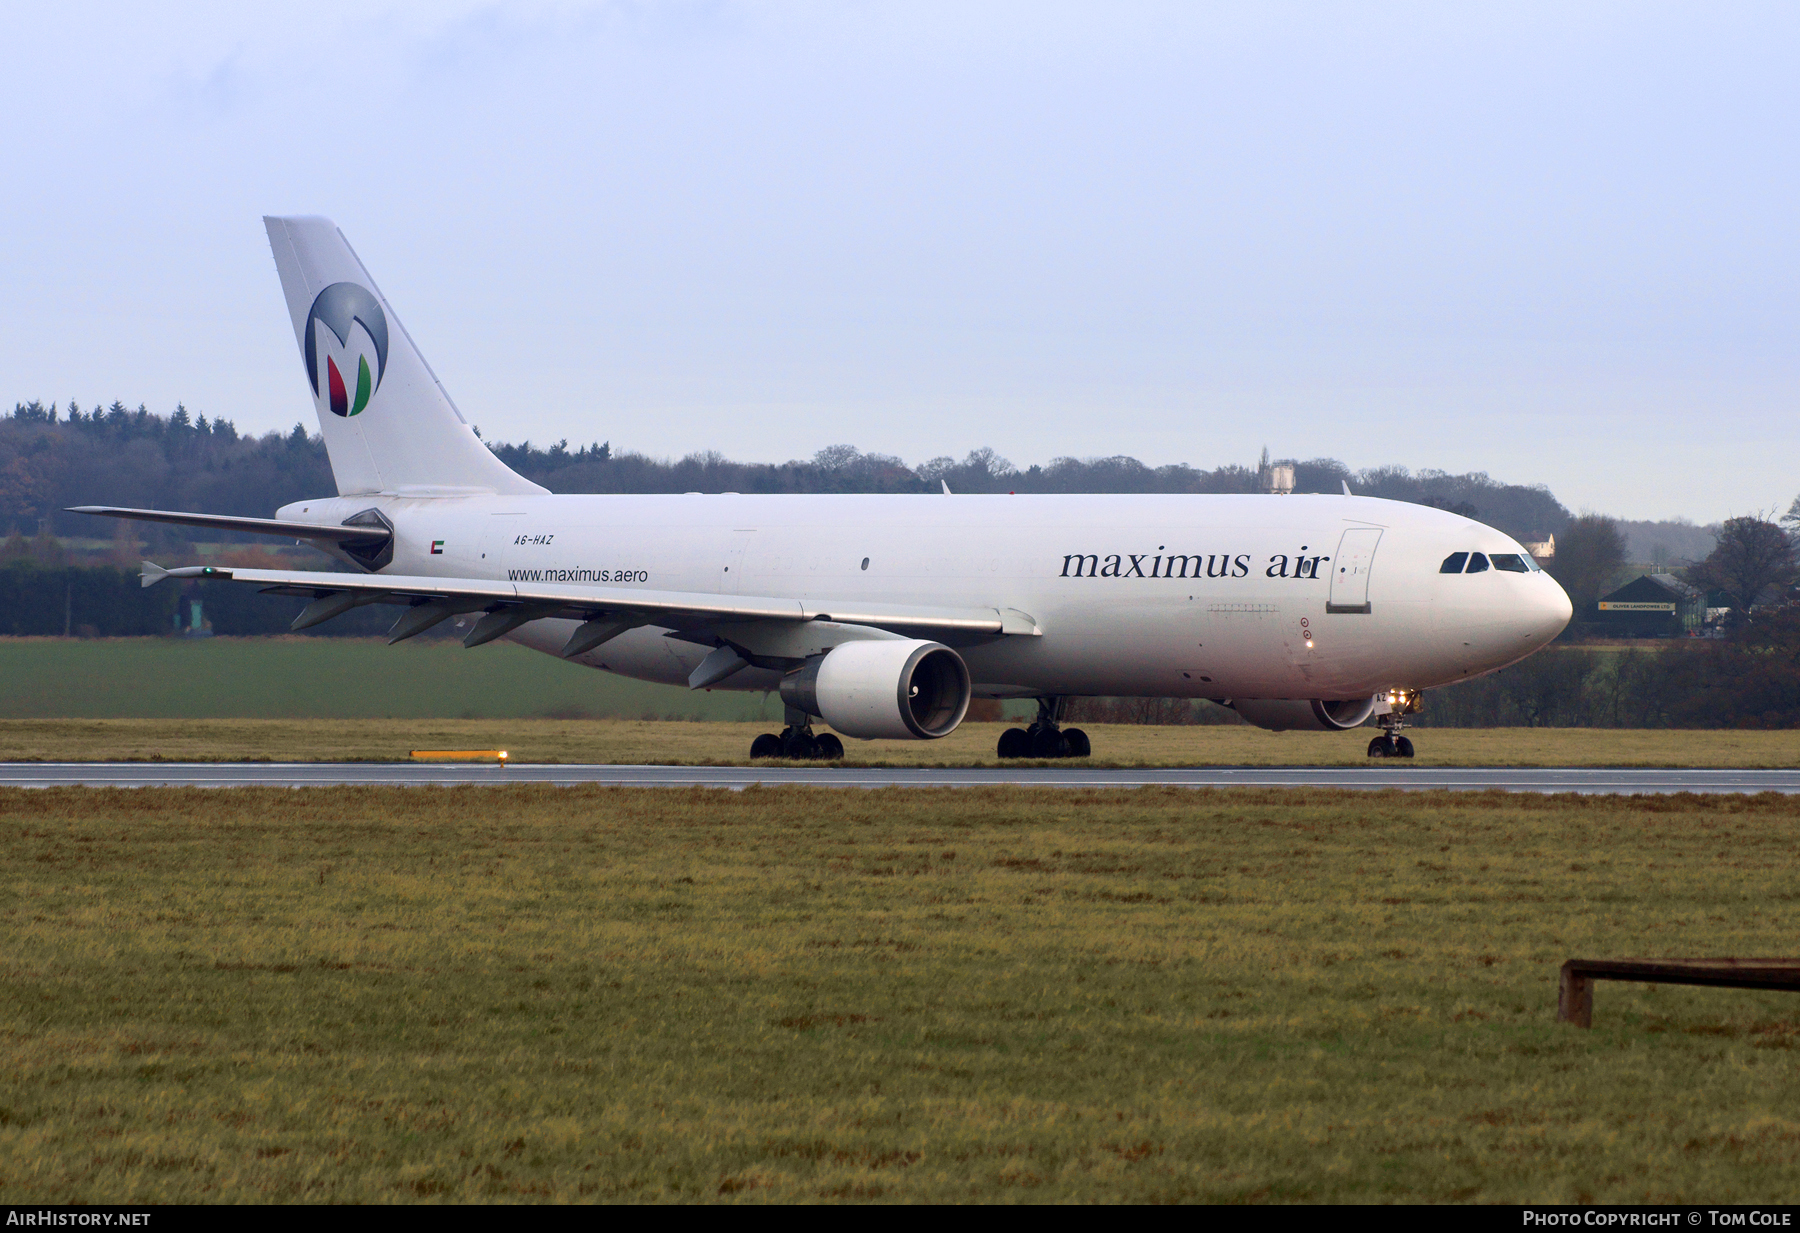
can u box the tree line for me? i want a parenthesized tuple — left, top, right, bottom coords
(488, 441, 1572, 543)
(2, 401, 331, 547)
(8, 399, 1570, 542)
(1420, 607, 1800, 728)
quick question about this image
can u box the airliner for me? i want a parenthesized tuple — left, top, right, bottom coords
(73, 216, 1573, 760)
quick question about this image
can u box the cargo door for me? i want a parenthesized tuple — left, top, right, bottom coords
(1326, 528, 1381, 614)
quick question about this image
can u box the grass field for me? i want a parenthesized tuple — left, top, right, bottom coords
(0, 637, 781, 721)
(6, 785, 1800, 1203)
(1, 717, 1798, 767)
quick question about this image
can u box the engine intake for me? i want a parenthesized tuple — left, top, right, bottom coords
(781, 640, 971, 740)
(1226, 697, 1378, 733)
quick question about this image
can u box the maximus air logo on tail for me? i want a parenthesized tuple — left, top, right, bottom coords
(304, 282, 390, 417)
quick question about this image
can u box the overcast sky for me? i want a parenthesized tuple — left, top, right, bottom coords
(6, 2, 1797, 521)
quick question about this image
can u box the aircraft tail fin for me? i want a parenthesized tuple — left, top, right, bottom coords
(262, 216, 545, 497)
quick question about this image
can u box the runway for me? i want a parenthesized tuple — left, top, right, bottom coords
(1, 762, 1797, 793)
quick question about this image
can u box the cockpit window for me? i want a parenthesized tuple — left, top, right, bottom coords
(1465, 552, 1490, 573)
(1489, 553, 1529, 573)
(1440, 552, 1469, 574)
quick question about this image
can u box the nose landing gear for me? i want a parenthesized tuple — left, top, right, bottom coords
(1367, 730, 1415, 759)
(997, 697, 1091, 759)
(1366, 689, 1421, 758)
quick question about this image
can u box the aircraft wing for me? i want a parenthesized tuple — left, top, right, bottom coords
(140, 562, 1041, 653)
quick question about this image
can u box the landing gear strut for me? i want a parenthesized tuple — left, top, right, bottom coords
(750, 707, 844, 761)
(997, 697, 1091, 759)
(1366, 691, 1419, 759)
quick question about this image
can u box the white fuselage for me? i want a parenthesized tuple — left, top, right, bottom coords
(275, 491, 1572, 700)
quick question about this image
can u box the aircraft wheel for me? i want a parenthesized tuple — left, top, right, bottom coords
(782, 730, 820, 760)
(816, 733, 845, 761)
(750, 733, 782, 759)
(997, 728, 1030, 759)
(1063, 727, 1091, 758)
(1396, 736, 1415, 758)
(1367, 736, 1389, 758)
(1030, 727, 1070, 759)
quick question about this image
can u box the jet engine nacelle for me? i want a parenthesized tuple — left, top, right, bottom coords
(1227, 697, 1379, 733)
(781, 640, 971, 740)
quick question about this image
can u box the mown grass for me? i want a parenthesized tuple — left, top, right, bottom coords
(2, 717, 1798, 767)
(0, 637, 780, 721)
(5, 785, 1800, 1202)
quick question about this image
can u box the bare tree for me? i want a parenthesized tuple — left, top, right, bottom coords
(1547, 514, 1627, 621)
(1781, 493, 1800, 531)
(1689, 514, 1798, 618)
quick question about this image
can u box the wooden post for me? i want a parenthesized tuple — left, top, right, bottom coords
(1556, 958, 1800, 1028)
(1558, 961, 1593, 1028)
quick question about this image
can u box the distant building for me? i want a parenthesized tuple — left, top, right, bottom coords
(1595, 573, 1703, 637)
(1259, 464, 1295, 495)
(1523, 533, 1554, 560)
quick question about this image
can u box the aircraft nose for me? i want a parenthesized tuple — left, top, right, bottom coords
(1467, 571, 1574, 669)
(1538, 574, 1574, 639)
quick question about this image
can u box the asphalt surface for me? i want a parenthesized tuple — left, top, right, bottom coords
(0, 763, 1797, 793)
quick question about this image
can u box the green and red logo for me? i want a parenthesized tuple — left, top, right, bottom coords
(304, 282, 389, 417)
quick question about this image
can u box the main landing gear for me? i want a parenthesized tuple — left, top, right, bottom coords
(997, 697, 1091, 759)
(749, 708, 845, 761)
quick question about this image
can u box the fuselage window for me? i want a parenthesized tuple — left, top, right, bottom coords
(1489, 553, 1529, 573)
(1465, 552, 1490, 573)
(1440, 552, 1469, 574)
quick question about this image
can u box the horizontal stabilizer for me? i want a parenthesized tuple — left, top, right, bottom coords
(72, 506, 392, 545)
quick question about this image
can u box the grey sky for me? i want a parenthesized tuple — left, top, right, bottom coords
(6, 2, 1796, 520)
